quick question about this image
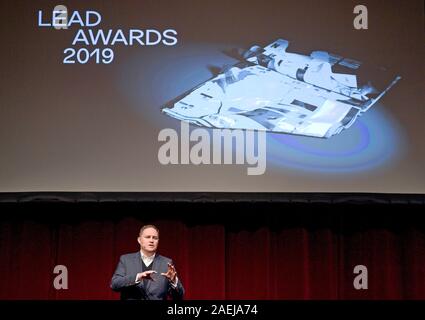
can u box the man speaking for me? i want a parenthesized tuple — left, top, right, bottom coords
(111, 225, 185, 300)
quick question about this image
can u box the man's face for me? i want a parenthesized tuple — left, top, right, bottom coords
(138, 227, 159, 255)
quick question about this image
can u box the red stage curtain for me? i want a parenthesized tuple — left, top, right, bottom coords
(0, 218, 424, 299)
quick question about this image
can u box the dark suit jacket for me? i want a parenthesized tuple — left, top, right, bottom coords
(110, 252, 185, 300)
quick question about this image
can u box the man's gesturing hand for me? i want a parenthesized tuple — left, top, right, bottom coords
(136, 270, 157, 282)
(161, 263, 177, 284)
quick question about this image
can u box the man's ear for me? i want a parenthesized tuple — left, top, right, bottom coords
(137, 236, 141, 245)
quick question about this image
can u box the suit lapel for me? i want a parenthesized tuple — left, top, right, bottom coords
(146, 254, 160, 291)
(134, 252, 151, 299)
(134, 251, 143, 273)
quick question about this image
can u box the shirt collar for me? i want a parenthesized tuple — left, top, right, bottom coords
(140, 251, 156, 260)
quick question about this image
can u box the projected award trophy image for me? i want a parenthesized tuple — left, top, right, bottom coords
(163, 39, 401, 139)
(0, 0, 424, 318)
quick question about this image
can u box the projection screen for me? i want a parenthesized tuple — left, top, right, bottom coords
(0, 0, 424, 193)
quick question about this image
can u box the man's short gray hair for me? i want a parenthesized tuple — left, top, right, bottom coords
(139, 224, 159, 237)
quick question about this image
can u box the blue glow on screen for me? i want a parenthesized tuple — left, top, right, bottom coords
(267, 106, 403, 173)
(116, 43, 240, 131)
